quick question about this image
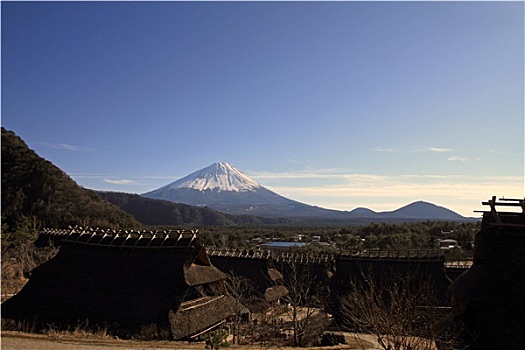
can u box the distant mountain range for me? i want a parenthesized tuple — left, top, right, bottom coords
(348, 201, 467, 221)
(142, 162, 471, 221)
(1, 127, 476, 231)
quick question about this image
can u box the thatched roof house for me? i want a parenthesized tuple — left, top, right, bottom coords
(207, 249, 288, 311)
(209, 249, 336, 312)
(328, 249, 450, 324)
(275, 252, 335, 301)
(449, 197, 525, 349)
(2, 228, 239, 339)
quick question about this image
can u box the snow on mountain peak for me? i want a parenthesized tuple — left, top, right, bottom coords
(160, 162, 262, 193)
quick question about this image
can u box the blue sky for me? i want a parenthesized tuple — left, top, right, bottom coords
(2, 1, 523, 217)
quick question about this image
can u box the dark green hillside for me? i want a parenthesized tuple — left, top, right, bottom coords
(1, 128, 141, 236)
(95, 191, 293, 226)
(96, 191, 238, 226)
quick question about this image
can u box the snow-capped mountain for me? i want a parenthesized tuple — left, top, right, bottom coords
(142, 162, 471, 221)
(142, 162, 345, 218)
(152, 162, 261, 193)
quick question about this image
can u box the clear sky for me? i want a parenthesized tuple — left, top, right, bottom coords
(2, 1, 523, 217)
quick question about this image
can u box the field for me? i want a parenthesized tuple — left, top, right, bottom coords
(1, 331, 379, 350)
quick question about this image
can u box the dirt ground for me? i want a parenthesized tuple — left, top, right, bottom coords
(0, 331, 380, 350)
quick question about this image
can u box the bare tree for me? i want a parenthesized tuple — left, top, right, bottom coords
(224, 272, 258, 345)
(1, 239, 58, 301)
(282, 260, 330, 347)
(339, 269, 462, 350)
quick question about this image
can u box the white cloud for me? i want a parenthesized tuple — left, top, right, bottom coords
(428, 147, 452, 152)
(448, 156, 467, 162)
(104, 179, 136, 185)
(486, 149, 525, 156)
(252, 169, 523, 216)
(372, 147, 396, 153)
(37, 142, 94, 152)
(372, 147, 453, 153)
(268, 179, 521, 199)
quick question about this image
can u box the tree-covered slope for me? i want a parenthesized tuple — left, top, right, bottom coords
(96, 191, 295, 226)
(96, 191, 239, 226)
(1, 127, 141, 234)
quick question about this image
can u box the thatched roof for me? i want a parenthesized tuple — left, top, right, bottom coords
(330, 254, 450, 298)
(264, 285, 289, 302)
(267, 268, 284, 282)
(448, 197, 525, 349)
(275, 254, 334, 301)
(169, 295, 241, 340)
(328, 252, 451, 325)
(448, 264, 487, 302)
(2, 228, 236, 340)
(184, 263, 228, 286)
(208, 250, 287, 299)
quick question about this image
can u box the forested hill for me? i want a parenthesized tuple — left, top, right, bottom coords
(95, 191, 296, 226)
(1, 127, 141, 235)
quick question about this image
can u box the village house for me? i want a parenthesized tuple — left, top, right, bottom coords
(2, 228, 241, 340)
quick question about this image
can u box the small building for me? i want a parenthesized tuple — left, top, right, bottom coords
(250, 237, 264, 244)
(439, 239, 461, 250)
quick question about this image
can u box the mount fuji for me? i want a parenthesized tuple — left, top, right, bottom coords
(141, 162, 471, 221)
(141, 162, 346, 218)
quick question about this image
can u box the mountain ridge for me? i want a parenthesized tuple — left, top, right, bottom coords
(1, 127, 141, 232)
(95, 191, 296, 226)
(348, 201, 466, 221)
(143, 162, 472, 221)
(0, 129, 479, 233)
